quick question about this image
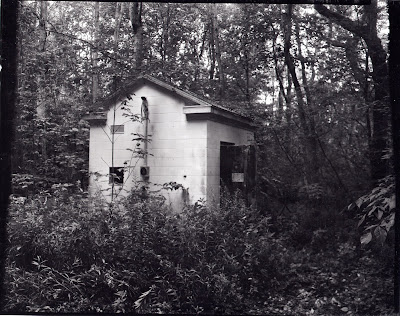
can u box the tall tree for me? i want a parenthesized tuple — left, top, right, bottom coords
(112, 2, 124, 89)
(92, 2, 100, 103)
(315, 1, 390, 185)
(37, 0, 48, 159)
(282, 4, 319, 184)
(209, 4, 225, 99)
(129, 2, 143, 72)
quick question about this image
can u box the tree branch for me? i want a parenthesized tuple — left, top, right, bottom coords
(314, 5, 368, 39)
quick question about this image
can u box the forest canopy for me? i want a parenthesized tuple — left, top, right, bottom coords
(12, 1, 390, 195)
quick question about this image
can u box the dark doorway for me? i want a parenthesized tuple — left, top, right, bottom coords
(220, 143, 256, 203)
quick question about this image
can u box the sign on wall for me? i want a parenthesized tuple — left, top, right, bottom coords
(232, 173, 244, 183)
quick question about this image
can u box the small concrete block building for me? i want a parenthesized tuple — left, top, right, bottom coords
(85, 75, 256, 209)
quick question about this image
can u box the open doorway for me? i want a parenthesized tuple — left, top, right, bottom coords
(220, 142, 256, 204)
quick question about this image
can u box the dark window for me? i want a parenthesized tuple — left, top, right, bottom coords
(111, 125, 124, 134)
(109, 167, 124, 184)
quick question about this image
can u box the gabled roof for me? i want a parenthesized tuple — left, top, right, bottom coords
(85, 74, 256, 131)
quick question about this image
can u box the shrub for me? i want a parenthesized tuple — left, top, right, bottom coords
(347, 175, 395, 246)
(4, 187, 287, 313)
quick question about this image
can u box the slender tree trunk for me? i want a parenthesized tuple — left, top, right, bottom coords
(272, 42, 285, 122)
(283, 4, 318, 183)
(15, 19, 26, 170)
(160, 4, 170, 78)
(38, 1, 47, 52)
(244, 53, 250, 103)
(272, 34, 292, 126)
(310, 46, 317, 83)
(208, 20, 215, 80)
(278, 88, 284, 122)
(37, 0, 48, 160)
(114, 3, 124, 45)
(129, 2, 144, 72)
(211, 4, 225, 98)
(295, 19, 318, 170)
(285, 68, 293, 127)
(364, 49, 373, 152)
(295, 20, 312, 108)
(191, 24, 207, 91)
(112, 2, 124, 90)
(92, 2, 100, 103)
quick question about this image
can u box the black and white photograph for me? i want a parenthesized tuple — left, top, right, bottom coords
(1, 0, 400, 314)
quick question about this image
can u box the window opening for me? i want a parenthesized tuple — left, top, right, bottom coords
(221, 141, 235, 146)
(109, 167, 124, 184)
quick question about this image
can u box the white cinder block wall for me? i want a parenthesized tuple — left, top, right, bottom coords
(89, 83, 209, 209)
(206, 121, 255, 206)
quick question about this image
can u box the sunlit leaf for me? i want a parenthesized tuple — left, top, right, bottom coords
(389, 195, 396, 210)
(357, 214, 366, 227)
(360, 231, 372, 245)
(356, 198, 365, 208)
(368, 206, 377, 216)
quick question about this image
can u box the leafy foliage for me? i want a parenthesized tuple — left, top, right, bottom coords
(5, 187, 394, 314)
(4, 188, 289, 313)
(348, 175, 395, 245)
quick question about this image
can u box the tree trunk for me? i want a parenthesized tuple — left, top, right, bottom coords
(278, 88, 284, 122)
(38, 1, 47, 52)
(295, 18, 318, 170)
(160, 4, 170, 78)
(112, 2, 124, 90)
(92, 2, 100, 103)
(211, 4, 225, 99)
(285, 68, 293, 128)
(208, 20, 216, 80)
(273, 32, 293, 126)
(315, 1, 389, 185)
(283, 4, 318, 183)
(324, 34, 369, 146)
(129, 2, 144, 72)
(37, 0, 48, 160)
(272, 38, 286, 123)
(191, 24, 207, 91)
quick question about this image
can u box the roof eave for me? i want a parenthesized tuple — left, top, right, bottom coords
(183, 106, 256, 131)
(82, 112, 107, 125)
(139, 75, 211, 106)
(88, 74, 256, 124)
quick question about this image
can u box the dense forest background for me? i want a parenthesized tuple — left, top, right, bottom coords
(12, 1, 391, 196)
(2, 1, 396, 314)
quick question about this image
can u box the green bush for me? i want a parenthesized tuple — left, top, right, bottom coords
(347, 175, 395, 246)
(4, 188, 288, 313)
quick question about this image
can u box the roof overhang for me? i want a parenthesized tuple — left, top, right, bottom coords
(183, 106, 256, 131)
(82, 112, 107, 125)
(92, 75, 207, 110)
(83, 75, 257, 131)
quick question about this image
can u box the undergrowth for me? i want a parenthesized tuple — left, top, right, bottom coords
(3, 185, 394, 314)
(3, 188, 288, 313)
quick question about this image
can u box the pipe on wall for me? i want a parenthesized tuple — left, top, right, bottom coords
(141, 96, 149, 167)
